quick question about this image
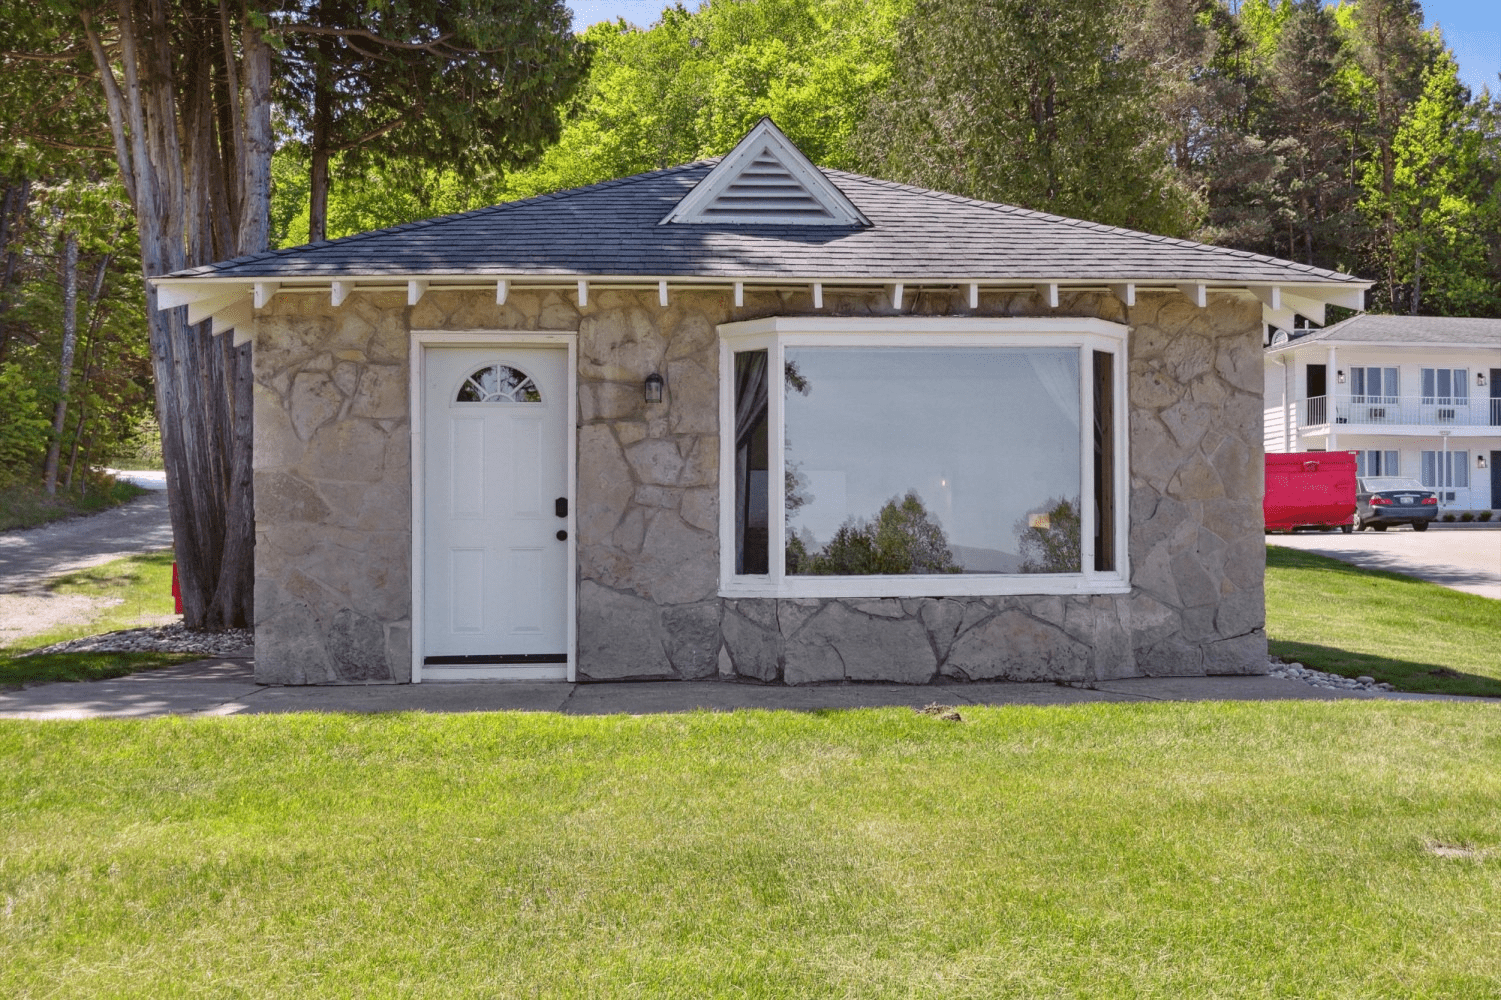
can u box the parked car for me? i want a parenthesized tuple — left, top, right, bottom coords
(1265, 452, 1358, 533)
(1355, 477, 1438, 531)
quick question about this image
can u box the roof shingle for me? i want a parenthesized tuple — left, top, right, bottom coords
(173, 161, 1368, 286)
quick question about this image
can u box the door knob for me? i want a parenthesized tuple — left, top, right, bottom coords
(556, 529, 568, 541)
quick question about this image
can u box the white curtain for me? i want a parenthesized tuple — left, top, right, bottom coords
(1027, 351, 1080, 427)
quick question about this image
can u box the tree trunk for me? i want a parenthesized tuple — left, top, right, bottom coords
(308, 13, 335, 244)
(82, 0, 266, 630)
(43, 232, 79, 495)
(64, 254, 111, 489)
(0, 178, 30, 365)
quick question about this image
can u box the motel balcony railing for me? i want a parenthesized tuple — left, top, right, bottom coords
(1300, 395, 1501, 429)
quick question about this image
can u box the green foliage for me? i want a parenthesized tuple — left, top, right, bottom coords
(0, 362, 51, 485)
(792, 490, 960, 575)
(1015, 495, 1082, 574)
(499, 0, 907, 199)
(858, 0, 1199, 236)
(0, 473, 145, 532)
(1363, 51, 1499, 315)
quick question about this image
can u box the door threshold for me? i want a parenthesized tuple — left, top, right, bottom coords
(420, 664, 569, 682)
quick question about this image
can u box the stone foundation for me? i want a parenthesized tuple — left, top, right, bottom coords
(250, 283, 1267, 684)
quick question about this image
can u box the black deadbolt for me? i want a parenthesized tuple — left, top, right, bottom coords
(556, 529, 568, 541)
(555, 497, 568, 518)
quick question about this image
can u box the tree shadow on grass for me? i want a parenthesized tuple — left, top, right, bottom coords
(1268, 640, 1501, 698)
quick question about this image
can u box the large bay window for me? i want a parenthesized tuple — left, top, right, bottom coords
(718, 317, 1130, 597)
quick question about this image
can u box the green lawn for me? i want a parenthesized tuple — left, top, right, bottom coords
(2, 704, 1498, 997)
(1, 550, 197, 688)
(1265, 545, 1501, 697)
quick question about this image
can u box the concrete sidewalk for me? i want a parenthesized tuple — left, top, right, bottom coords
(0, 657, 1479, 720)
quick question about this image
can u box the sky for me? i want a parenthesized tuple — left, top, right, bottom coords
(565, 0, 1500, 97)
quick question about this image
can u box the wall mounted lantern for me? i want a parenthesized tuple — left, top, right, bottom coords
(1479, 372, 1489, 387)
(644, 371, 665, 404)
(1480, 454, 1490, 470)
(1336, 369, 1346, 384)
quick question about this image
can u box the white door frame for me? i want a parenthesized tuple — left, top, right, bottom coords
(410, 331, 578, 683)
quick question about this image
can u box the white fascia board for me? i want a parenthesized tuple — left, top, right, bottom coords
(154, 280, 251, 311)
(1280, 290, 1327, 326)
(211, 299, 253, 338)
(1263, 304, 1299, 332)
(185, 287, 251, 326)
(1251, 286, 1281, 311)
(719, 315, 1129, 339)
(1177, 282, 1208, 308)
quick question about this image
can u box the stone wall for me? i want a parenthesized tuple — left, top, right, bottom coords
(251, 283, 1267, 684)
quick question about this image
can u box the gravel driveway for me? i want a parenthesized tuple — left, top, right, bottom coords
(1269, 526, 1501, 599)
(0, 490, 174, 594)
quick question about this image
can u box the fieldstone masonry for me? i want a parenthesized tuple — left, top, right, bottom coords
(251, 283, 1267, 684)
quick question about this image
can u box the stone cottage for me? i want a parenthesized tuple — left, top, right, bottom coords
(156, 119, 1370, 686)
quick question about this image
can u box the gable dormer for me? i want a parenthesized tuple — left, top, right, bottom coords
(661, 118, 870, 227)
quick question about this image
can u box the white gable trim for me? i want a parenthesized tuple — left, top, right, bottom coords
(660, 118, 870, 227)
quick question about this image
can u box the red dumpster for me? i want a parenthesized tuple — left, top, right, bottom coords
(1264, 451, 1358, 533)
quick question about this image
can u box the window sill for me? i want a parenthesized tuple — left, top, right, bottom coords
(719, 573, 1131, 600)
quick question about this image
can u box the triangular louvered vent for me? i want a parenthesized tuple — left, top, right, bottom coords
(700, 152, 833, 220)
(662, 118, 869, 227)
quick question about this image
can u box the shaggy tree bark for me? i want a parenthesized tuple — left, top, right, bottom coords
(81, 0, 271, 628)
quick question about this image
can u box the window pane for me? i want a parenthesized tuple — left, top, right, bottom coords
(1384, 368, 1399, 398)
(1422, 368, 1435, 401)
(1438, 369, 1452, 400)
(1455, 371, 1468, 401)
(783, 347, 1082, 575)
(733, 350, 769, 575)
(1385, 451, 1399, 475)
(1351, 368, 1366, 397)
(1422, 450, 1436, 486)
(1454, 452, 1469, 488)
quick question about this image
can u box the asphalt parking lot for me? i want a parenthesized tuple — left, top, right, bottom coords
(1268, 525, 1501, 599)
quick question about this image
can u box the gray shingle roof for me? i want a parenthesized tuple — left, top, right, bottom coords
(172, 161, 1366, 285)
(1268, 314, 1501, 351)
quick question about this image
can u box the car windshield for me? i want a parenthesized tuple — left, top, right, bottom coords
(1362, 477, 1426, 492)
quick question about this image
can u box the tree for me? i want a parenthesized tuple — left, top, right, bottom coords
(1015, 496, 1081, 574)
(1369, 51, 1497, 315)
(857, 0, 1196, 236)
(794, 491, 961, 576)
(1342, 0, 1438, 310)
(272, 0, 586, 242)
(499, 0, 906, 200)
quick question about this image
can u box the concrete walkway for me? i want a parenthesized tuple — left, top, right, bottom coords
(1270, 524, 1501, 599)
(0, 657, 1477, 720)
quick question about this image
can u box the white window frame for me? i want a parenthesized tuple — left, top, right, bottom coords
(716, 316, 1131, 599)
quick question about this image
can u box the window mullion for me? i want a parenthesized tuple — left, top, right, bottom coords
(1079, 345, 1096, 577)
(769, 338, 786, 585)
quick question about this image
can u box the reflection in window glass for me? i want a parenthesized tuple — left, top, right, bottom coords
(456, 365, 541, 403)
(782, 347, 1081, 575)
(733, 351, 770, 574)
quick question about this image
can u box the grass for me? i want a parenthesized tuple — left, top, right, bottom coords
(1265, 545, 1501, 697)
(1, 550, 197, 688)
(1, 703, 1498, 997)
(0, 476, 146, 532)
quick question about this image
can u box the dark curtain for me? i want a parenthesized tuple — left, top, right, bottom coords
(734, 350, 769, 574)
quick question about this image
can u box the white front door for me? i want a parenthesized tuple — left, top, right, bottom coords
(421, 345, 571, 680)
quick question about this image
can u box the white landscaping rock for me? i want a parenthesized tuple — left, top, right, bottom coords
(1266, 658, 1392, 693)
(27, 623, 253, 658)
